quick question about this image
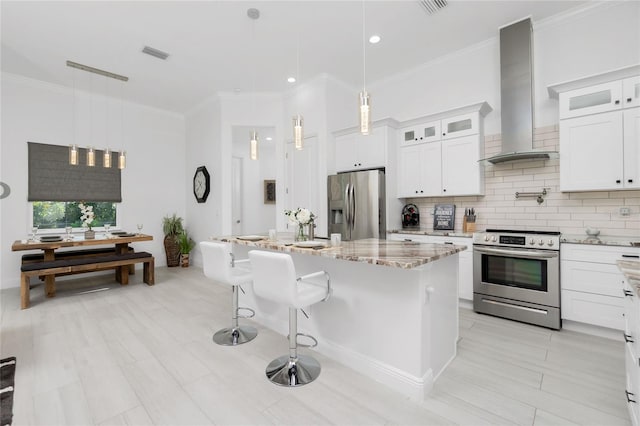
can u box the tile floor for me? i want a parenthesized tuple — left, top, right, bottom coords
(0, 266, 631, 425)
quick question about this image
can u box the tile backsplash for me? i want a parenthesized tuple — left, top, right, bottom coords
(405, 125, 640, 237)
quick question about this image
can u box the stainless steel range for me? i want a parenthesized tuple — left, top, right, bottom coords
(473, 229, 561, 329)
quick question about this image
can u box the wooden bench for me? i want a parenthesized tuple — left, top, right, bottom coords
(20, 251, 155, 309)
(21, 247, 136, 277)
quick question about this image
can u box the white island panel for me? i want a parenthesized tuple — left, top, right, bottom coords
(225, 238, 461, 399)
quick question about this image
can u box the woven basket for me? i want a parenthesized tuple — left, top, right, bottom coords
(164, 235, 181, 267)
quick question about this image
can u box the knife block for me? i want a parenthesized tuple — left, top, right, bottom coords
(463, 217, 476, 233)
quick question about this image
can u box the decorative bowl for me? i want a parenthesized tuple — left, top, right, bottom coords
(585, 228, 600, 237)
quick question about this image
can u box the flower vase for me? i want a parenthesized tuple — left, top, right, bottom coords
(295, 224, 307, 242)
(84, 230, 95, 239)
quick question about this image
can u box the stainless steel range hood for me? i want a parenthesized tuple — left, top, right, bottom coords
(483, 18, 557, 164)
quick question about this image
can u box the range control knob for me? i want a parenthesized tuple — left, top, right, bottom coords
(547, 239, 555, 247)
(538, 239, 544, 246)
(484, 235, 490, 242)
(529, 238, 536, 245)
(491, 235, 497, 242)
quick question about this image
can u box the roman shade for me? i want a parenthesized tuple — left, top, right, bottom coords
(28, 142, 122, 202)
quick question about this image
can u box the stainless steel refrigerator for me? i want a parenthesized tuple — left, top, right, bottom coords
(327, 170, 386, 241)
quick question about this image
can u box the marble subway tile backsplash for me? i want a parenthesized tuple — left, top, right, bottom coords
(406, 125, 640, 237)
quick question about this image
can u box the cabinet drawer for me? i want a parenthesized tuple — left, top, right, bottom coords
(625, 344, 640, 426)
(561, 244, 640, 264)
(561, 260, 625, 297)
(561, 290, 624, 330)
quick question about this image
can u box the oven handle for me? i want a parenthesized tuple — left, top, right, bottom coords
(481, 298, 549, 315)
(474, 246, 559, 259)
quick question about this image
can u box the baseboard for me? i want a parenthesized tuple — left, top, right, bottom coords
(319, 338, 434, 400)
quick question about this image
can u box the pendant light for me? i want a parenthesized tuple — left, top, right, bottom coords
(69, 67, 79, 165)
(103, 78, 112, 168)
(65, 60, 128, 169)
(118, 79, 126, 169)
(248, 8, 260, 161)
(250, 130, 259, 161)
(359, 0, 371, 135)
(87, 73, 95, 167)
(293, 36, 304, 150)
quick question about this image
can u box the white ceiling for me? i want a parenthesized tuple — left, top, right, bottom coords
(1, 0, 588, 114)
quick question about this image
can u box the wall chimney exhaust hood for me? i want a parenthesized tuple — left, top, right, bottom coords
(482, 18, 557, 165)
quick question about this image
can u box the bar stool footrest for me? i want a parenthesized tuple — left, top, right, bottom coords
(236, 306, 255, 319)
(287, 332, 318, 348)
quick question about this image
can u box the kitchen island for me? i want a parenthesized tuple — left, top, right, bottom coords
(215, 237, 466, 399)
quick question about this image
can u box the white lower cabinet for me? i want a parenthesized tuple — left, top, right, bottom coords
(388, 233, 473, 301)
(623, 279, 640, 426)
(561, 244, 640, 330)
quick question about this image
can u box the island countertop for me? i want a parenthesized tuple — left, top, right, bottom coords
(212, 237, 466, 269)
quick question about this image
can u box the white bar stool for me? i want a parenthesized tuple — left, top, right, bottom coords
(200, 241, 258, 346)
(248, 250, 331, 387)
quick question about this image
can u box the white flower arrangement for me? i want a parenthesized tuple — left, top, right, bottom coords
(78, 202, 95, 230)
(284, 207, 316, 226)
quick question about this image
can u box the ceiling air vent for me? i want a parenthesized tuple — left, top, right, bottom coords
(142, 46, 170, 60)
(418, 0, 447, 15)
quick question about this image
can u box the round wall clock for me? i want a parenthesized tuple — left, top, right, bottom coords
(193, 166, 210, 203)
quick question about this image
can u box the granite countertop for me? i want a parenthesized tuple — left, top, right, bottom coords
(561, 234, 640, 247)
(617, 260, 640, 297)
(388, 229, 473, 238)
(213, 237, 467, 269)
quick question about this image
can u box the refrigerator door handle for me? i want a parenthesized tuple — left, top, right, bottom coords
(344, 183, 351, 227)
(350, 184, 356, 229)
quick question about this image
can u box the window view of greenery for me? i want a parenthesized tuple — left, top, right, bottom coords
(33, 201, 117, 230)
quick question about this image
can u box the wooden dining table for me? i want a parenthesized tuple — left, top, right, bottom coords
(11, 233, 153, 297)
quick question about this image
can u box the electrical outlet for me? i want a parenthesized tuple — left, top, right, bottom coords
(620, 207, 631, 216)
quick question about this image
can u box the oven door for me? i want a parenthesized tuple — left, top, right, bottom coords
(473, 245, 560, 308)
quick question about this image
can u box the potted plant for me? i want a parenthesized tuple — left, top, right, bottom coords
(162, 213, 184, 267)
(178, 231, 196, 267)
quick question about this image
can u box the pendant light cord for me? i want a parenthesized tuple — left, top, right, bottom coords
(72, 68, 76, 146)
(362, 0, 366, 91)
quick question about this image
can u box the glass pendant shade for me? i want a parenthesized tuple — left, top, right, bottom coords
(118, 150, 126, 169)
(293, 114, 304, 150)
(69, 144, 79, 165)
(86, 147, 96, 167)
(359, 91, 371, 135)
(250, 131, 258, 161)
(103, 148, 112, 168)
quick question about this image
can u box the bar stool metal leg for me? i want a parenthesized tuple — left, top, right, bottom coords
(213, 285, 257, 346)
(265, 307, 321, 386)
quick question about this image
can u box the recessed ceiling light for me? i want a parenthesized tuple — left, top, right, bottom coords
(369, 35, 381, 44)
(266, 137, 273, 141)
(287, 77, 296, 83)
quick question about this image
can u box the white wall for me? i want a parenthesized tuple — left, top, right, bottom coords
(0, 72, 186, 289)
(231, 126, 277, 235)
(184, 96, 222, 268)
(369, 1, 640, 134)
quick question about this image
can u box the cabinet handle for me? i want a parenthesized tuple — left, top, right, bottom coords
(627, 98, 633, 103)
(615, 100, 620, 105)
(415, 190, 419, 194)
(626, 390, 637, 404)
(624, 333, 634, 343)
(404, 239, 413, 242)
(420, 190, 424, 193)
(622, 255, 640, 259)
(442, 133, 446, 136)
(624, 289, 634, 297)
(628, 179, 634, 183)
(616, 180, 621, 184)
(443, 189, 447, 192)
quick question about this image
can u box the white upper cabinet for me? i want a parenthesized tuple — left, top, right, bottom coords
(550, 67, 640, 192)
(624, 76, 640, 108)
(335, 124, 389, 172)
(559, 111, 625, 191)
(397, 102, 491, 198)
(401, 120, 441, 146)
(441, 112, 479, 140)
(559, 80, 623, 119)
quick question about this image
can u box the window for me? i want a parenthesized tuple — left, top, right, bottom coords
(33, 201, 117, 230)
